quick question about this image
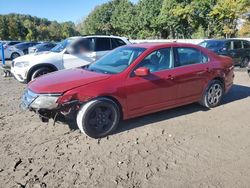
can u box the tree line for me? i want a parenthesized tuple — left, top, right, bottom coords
(0, 13, 79, 41)
(0, 0, 250, 41)
(78, 0, 250, 39)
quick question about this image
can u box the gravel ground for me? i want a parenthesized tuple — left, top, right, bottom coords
(0, 69, 250, 188)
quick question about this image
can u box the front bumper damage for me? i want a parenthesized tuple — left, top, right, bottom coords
(21, 89, 80, 122)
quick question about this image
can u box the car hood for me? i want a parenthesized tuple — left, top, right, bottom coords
(14, 51, 59, 63)
(28, 68, 111, 93)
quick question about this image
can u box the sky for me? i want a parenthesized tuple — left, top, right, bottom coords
(0, 0, 138, 23)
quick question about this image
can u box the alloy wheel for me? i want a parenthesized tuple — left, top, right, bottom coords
(207, 84, 223, 105)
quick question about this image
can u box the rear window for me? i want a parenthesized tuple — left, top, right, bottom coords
(243, 41, 250, 49)
(199, 40, 225, 49)
(111, 38, 126, 49)
(233, 41, 242, 49)
(95, 38, 112, 51)
(175, 47, 209, 67)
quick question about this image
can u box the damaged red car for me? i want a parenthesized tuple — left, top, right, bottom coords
(21, 43, 234, 138)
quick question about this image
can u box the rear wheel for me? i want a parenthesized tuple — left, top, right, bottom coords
(11, 52, 20, 60)
(240, 57, 249, 68)
(30, 67, 52, 81)
(76, 99, 120, 138)
(200, 80, 224, 108)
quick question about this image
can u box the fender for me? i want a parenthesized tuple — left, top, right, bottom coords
(27, 63, 59, 81)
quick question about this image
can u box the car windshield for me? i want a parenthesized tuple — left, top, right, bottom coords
(50, 39, 73, 53)
(199, 40, 224, 49)
(86, 47, 146, 74)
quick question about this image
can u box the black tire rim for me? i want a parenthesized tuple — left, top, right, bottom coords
(243, 58, 249, 67)
(207, 83, 222, 105)
(12, 53, 19, 59)
(86, 105, 115, 134)
(32, 69, 49, 80)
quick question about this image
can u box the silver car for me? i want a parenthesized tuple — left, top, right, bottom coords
(28, 42, 57, 54)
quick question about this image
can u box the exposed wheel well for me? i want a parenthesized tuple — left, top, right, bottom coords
(97, 96, 124, 120)
(213, 77, 225, 91)
(27, 64, 58, 82)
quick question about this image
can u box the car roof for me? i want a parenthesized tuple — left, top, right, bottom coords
(202, 39, 250, 42)
(68, 35, 128, 40)
(126, 42, 200, 50)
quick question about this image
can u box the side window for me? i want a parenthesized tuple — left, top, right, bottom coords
(233, 41, 242, 49)
(243, 41, 250, 49)
(95, 38, 112, 51)
(175, 48, 208, 67)
(134, 48, 173, 73)
(111, 38, 126, 49)
(72, 38, 94, 54)
(224, 42, 231, 50)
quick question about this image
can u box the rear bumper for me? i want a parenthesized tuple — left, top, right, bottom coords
(224, 66, 235, 93)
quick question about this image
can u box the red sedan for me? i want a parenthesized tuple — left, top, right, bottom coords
(21, 43, 234, 138)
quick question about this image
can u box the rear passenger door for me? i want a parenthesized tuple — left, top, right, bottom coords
(243, 41, 250, 59)
(94, 38, 112, 60)
(173, 47, 210, 104)
(230, 40, 243, 64)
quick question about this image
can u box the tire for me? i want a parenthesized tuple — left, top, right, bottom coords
(200, 80, 224, 108)
(11, 52, 20, 60)
(240, 57, 249, 68)
(30, 67, 52, 81)
(76, 99, 120, 138)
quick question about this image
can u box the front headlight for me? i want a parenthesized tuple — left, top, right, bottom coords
(15, 61, 30, 68)
(30, 95, 60, 109)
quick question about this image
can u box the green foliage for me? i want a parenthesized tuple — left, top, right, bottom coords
(209, 0, 250, 38)
(0, 14, 79, 41)
(79, 0, 250, 39)
(1, 1, 250, 40)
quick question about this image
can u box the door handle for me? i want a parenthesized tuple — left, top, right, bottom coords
(165, 75, 174, 80)
(196, 68, 210, 75)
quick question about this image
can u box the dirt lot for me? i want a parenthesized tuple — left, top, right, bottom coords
(0, 70, 250, 188)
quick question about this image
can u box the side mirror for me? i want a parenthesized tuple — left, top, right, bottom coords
(220, 47, 227, 52)
(134, 67, 150, 77)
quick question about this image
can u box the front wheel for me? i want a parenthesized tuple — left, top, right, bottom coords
(30, 67, 52, 81)
(76, 99, 120, 138)
(200, 80, 224, 108)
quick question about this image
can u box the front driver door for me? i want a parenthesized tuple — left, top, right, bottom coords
(63, 38, 95, 69)
(125, 48, 177, 116)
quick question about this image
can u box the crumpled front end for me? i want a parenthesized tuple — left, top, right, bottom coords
(21, 89, 80, 122)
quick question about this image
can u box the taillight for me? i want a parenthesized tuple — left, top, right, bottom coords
(3, 45, 8, 49)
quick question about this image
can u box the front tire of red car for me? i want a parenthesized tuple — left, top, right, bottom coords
(76, 99, 120, 138)
(200, 80, 224, 108)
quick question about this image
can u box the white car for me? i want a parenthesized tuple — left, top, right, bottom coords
(11, 35, 130, 83)
(0, 41, 24, 60)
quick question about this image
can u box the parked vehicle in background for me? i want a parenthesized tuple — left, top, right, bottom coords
(13, 42, 41, 55)
(199, 39, 250, 67)
(11, 35, 130, 83)
(3, 41, 22, 49)
(21, 43, 234, 138)
(0, 41, 23, 60)
(247, 62, 250, 77)
(28, 42, 57, 54)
